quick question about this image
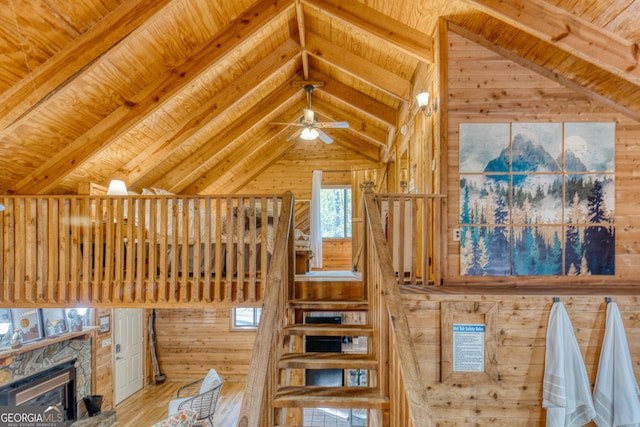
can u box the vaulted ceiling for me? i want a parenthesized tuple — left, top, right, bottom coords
(0, 0, 638, 195)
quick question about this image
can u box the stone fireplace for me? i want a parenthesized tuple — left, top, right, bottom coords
(0, 333, 92, 420)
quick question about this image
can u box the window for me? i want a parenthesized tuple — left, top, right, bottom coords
(232, 307, 262, 329)
(320, 187, 352, 238)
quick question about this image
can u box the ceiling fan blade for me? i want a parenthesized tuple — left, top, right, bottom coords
(303, 108, 315, 124)
(318, 129, 333, 144)
(287, 128, 303, 141)
(270, 121, 305, 127)
(316, 121, 349, 129)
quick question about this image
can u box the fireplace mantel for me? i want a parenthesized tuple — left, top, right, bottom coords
(0, 327, 99, 364)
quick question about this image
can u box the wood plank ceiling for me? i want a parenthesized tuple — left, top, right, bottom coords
(0, 0, 638, 195)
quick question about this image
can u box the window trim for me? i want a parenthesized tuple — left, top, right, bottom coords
(231, 307, 262, 330)
(320, 186, 352, 239)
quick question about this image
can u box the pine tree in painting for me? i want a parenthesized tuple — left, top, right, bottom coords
(547, 232, 563, 275)
(460, 227, 473, 274)
(583, 180, 615, 274)
(487, 196, 510, 275)
(565, 223, 581, 275)
(467, 228, 487, 275)
(460, 182, 471, 225)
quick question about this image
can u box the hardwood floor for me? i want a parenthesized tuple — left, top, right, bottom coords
(115, 380, 245, 426)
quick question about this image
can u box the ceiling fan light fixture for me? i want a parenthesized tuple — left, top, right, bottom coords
(300, 127, 319, 140)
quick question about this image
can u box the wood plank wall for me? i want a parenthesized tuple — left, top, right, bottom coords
(319, 239, 352, 271)
(405, 24, 640, 426)
(153, 308, 257, 383)
(444, 29, 640, 281)
(403, 290, 640, 426)
(94, 308, 115, 411)
(238, 140, 377, 198)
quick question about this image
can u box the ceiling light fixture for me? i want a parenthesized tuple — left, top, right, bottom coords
(107, 179, 128, 196)
(300, 127, 319, 141)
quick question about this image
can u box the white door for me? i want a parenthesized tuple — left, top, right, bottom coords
(114, 309, 144, 404)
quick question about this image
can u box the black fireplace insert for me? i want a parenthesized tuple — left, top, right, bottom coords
(0, 360, 77, 421)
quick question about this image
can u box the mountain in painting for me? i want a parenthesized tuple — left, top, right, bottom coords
(484, 131, 560, 174)
(560, 149, 588, 172)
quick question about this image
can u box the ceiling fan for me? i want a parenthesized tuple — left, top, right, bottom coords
(272, 84, 349, 144)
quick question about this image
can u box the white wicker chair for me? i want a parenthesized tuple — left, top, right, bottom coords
(167, 369, 223, 427)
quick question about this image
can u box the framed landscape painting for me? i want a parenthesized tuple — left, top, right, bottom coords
(459, 122, 615, 276)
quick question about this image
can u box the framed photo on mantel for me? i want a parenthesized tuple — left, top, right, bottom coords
(11, 308, 44, 344)
(42, 308, 69, 338)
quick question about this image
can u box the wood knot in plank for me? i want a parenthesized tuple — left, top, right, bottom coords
(551, 24, 571, 42)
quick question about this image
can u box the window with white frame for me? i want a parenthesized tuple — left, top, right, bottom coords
(320, 187, 352, 238)
(232, 307, 262, 329)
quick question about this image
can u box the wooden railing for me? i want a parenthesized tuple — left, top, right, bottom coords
(237, 192, 295, 426)
(0, 194, 283, 307)
(364, 191, 435, 426)
(238, 190, 434, 426)
(374, 193, 445, 286)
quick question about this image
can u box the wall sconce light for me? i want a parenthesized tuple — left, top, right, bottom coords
(360, 169, 377, 190)
(416, 92, 430, 111)
(360, 181, 375, 190)
(416, 91, 438, 117)
(107, 179, 128, 196)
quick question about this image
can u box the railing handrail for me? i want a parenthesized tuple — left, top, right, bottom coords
(236, 191, 295, 427)
(363, 190, 435, 426)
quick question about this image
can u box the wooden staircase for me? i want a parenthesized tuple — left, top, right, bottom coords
(272, 276, 389, 424)
(238, 192, 437, 426)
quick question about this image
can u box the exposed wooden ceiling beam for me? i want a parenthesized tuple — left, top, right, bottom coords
(448, 19, 640, 123)
(294, 0, 310, 80)
(203, 123, 382, 194)
(10, 0, 294, 194)
(311, 98, 388, 146)
(0, 0, 173, 131)
(325, 132, 382, 162)
(122, 38, 301, 187)
(309, 70, 397, 128)
(305, 32, 411, 101)
(302, 0, 433, 64)
(465, 0, 640, 87)
(206, 127, 304, 194)
(183, 107, 306, 194)
(149, 84, 304, 192)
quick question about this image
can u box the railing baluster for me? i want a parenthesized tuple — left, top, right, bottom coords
(47, 199, 58, 303)
(1, 194, 281, 307)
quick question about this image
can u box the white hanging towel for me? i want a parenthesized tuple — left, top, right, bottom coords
(543, 302, 596, 427)
(593, 302, 640, 427)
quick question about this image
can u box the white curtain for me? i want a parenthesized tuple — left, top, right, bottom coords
(310, 170, 323, 269)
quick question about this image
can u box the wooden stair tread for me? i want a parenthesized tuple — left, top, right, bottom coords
(273, 386, 389, 409)
(288, 299, 369, 311)
(278, 352, 376, 369)
(283, 324, 373, 336)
